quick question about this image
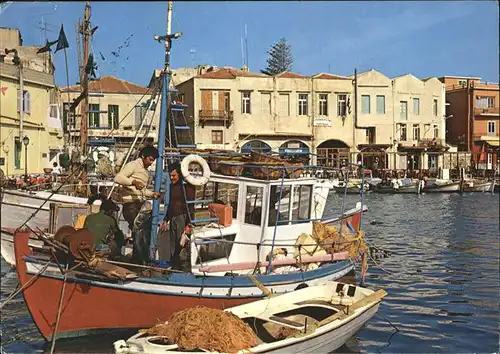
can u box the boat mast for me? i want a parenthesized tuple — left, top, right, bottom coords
(151, 0, 182, 258)
(79, 0, 91, 183)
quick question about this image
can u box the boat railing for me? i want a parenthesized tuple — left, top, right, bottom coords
(193, 234, 360, 248)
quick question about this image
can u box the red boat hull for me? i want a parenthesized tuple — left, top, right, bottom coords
(14, 231, 253, 341)
(13, 207, 364, 341)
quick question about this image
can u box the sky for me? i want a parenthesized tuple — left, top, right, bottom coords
(1, 1, 498, 87)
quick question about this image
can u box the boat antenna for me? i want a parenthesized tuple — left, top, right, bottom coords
(240, 25, 245, 67)
(244, 22, 248, 68)
(151, 0, 182, 256)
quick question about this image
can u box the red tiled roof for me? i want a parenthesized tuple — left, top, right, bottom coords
(313, 73, 350, 80)
(196, 67, 268, 79)
(274, 71, 306, 78)
(61, 76, 149, 94)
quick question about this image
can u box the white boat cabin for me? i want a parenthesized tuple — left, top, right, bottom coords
(189, 173, 332, 276)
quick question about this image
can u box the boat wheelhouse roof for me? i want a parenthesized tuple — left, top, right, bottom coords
(209, 172, 319, 186)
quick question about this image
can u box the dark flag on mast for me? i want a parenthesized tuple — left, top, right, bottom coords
(36, 24, 69, 54)
(55, 24, 69, 53)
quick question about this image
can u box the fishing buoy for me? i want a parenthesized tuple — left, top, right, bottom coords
(181, 154, 210, 186)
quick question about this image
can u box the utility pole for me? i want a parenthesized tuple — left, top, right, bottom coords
(79, 1, 91, 183)
(5, 49, 23, 147)
(19, 59, 24, 142)
(353, 68, 357, 167)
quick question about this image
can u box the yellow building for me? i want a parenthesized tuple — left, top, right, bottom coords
(0, 62, 64, 176)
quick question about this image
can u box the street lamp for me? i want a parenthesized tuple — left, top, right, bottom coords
(22, 135, 29, 181)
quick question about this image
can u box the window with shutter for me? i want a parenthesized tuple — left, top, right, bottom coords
(279, 93, 289, 116)
(376, 95, 385, 114)
(17, 90, 30, 113)
(261, 93, 271, 115)
(319, 94, 328, 116)
(14, 137, 21, 169)
(413, 98, 420, 115)
(298, 93, 308, 116)
(108, 105, 119, 129)
(24, 91, 30, 114)
(361, 95, 370, 114)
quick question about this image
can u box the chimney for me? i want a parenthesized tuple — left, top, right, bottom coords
(241, 64, 248, 72)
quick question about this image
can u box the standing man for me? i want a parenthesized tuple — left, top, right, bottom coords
(114, 146, 161, 264)
(159, 162, 195, 270)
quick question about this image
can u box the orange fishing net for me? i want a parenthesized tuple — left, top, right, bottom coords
(141, 306, 258, 353)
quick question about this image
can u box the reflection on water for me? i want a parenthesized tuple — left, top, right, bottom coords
(1, 193, 499, 353)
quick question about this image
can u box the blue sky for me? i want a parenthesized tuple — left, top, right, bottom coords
(1, 1, 498, 87)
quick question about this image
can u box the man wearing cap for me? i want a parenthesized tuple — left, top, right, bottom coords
(83, 199, 125, 259)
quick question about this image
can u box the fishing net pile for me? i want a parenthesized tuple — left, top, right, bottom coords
(311, 222, 368, 275)
(96, 155, 114, 177)
(140, 306, 258, 352)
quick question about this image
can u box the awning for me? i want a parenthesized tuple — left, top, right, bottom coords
(486, 140, 500, 147)
(358, 144, 391, 152)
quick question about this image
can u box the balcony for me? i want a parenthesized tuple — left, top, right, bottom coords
(419, 138, 446, 147)
(199, 110, 234, 128)
(472, 133, 499, 142)
(474, 107, 499, 116)
(68, 127, 157, 139)
(398, 138, 447, 152)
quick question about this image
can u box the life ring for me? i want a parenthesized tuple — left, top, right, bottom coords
(180, 154, 211, 186)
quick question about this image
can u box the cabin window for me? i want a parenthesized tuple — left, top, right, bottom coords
(196, 234, 236, 264)
(268, 185, 291, 226)
(213, 182, 239, 218)
(291, 185, 312, 223)
(196, 181, 239, 219)
(245, 186, 264, 226)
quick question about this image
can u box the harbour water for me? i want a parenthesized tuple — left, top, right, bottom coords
(1, 192, 499, 353)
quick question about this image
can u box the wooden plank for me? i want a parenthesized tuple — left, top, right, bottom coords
(318, 289, 387, 327)
(266, 315, 305, 330)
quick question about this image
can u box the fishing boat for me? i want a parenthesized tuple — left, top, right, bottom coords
(333, 180, 370, 194)
(113, 281, 387, 354)
(422, 178, 461, 193)
(11, 0, 371, 344)
(462, 179, 495, 193)
(13, 230, 358, 341)
(372, 178, 422, 194)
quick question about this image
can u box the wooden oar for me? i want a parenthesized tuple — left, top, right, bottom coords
(247, 274, 272, 297)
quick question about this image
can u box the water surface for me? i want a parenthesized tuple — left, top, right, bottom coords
(1, 192, 499, 353)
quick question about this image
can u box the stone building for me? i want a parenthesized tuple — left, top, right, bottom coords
(438, 76, 499, 171)
(0, 28, 63, 175)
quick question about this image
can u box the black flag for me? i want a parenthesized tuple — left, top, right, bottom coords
(36, 39, 58, 54)
(55, 24, 69, 53)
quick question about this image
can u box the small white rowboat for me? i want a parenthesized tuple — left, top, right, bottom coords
(113, 281, 387, 354)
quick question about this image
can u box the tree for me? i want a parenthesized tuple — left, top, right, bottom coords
(261, 38, 293, 75)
